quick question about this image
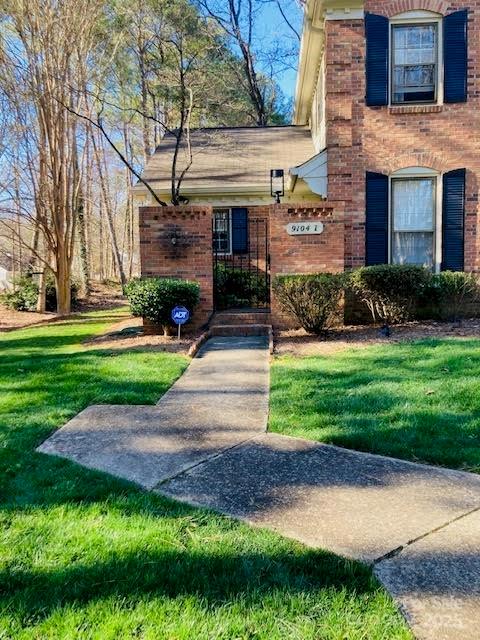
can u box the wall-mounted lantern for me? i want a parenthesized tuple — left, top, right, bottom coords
(270, 169, 285, 204)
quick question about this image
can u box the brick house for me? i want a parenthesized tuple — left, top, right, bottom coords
(136, 0, 478, 327)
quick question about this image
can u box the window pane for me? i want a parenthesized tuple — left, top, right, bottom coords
(392, 178, 435, 268)
(213, 210, 231, 253)
(393, 232, 434, 267)
(392, 179, 435, 231)
(392, 23, 437, 103)
(404, 65, 434, 87)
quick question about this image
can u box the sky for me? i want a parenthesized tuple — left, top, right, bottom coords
(255, 2, 304, 99)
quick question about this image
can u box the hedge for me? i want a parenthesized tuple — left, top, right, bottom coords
(125, 277, 200, 334)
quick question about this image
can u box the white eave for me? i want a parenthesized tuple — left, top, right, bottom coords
(293, 0, 364, 125)
(290, 149, 328, 198)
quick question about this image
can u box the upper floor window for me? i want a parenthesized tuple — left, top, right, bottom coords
(365, 9, 468, 107)
(391, 23, 438, 104)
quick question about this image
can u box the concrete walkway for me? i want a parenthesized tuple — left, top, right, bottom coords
(38, 336, 480, 640)
(38, 337, 270, 488)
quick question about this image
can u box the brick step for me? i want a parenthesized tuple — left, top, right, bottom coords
(211, 310, 271, 326)
(209, 324, 271, 337)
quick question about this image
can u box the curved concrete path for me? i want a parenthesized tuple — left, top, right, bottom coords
(38, 336, 480, 640)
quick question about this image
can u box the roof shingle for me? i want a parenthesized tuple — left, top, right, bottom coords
(141, 125, 315, 192)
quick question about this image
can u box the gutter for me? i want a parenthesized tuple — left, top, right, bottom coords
(293, 0, 364, 125)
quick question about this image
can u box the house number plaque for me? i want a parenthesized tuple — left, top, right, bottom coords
(285, 221, 324, 236)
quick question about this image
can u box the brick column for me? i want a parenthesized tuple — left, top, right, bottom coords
(139, 205, 213, 330)
(269, 203, 345, 327)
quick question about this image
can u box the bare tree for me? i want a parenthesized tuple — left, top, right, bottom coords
(197, 0, 268, 125)
(0, 0, 102, 314)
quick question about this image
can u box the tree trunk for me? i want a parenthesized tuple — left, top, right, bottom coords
(76, 194, 90, 296)
(55, 247, 71, 315)
(37, 267, 46, 313)
(92, 132, 127, 285)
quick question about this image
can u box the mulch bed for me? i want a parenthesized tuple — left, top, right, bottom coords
(274, 319, 480, 357)
(83, 317, 202, 355)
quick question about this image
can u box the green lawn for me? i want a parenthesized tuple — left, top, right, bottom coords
(271, 338, 480, 473)
(0, 311, 411, 639)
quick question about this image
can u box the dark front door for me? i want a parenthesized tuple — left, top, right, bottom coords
(212, 209, 270, 310)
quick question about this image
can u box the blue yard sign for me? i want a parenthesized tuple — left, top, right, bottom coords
(171, 306, 190, 325)
(171, 306, 190, 339)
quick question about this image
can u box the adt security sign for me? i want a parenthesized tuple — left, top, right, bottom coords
(171, 306, 190, 325)
(171, 306, 190, 339)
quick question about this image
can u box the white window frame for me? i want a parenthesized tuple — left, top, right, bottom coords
(213, 208, 233, 256)
(388, 167, 442, 272)
(389, 10, 444, 106)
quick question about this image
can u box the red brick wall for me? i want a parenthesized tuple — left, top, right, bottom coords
(269, 203, 345, 326)
(138, 203, 345, 328)
(324, 2, 480, 271)
(139, 206, 213, 328)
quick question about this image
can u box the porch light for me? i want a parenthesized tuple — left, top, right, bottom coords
(270, 169, 285, 204)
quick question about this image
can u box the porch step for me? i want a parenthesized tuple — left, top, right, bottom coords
(209, 324, 271, 337)
(211, 310, 271, 326)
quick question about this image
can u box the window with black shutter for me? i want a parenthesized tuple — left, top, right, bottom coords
(365, 10, 468, 106)
(365, 169, 467, 271)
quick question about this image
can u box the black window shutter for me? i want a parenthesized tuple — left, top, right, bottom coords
(365, 13, 389, 107)
(442, 169, 466, 271)
(232, 208, 248, 254)
(444, 10, 468, 103)
(366, 172, 389, 265)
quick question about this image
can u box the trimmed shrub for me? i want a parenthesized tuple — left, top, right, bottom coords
(348, 265, 431, 324)
(214, 264, 268, 309)
(421, 271, 479, 321)
(273, 273, 345, 334)
(125, 277, 200, 334)
(0, 276, 38, 311)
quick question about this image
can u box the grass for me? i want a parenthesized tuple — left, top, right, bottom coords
(0, 310, 411, 639)
(270, 338, 480, 473)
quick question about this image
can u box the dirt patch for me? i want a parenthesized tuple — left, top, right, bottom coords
(0, 305, 57, 332)
(275, 319, 480, 357)
(84, 317, 201, 355)
(76, 282, 126, 311)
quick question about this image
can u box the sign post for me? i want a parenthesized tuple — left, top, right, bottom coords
(171, 306, 190, 340)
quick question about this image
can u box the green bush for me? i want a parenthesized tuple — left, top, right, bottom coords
(421, 271, 479, 321)
(348, 265, 431, 324)
(125, 277, 200, 333)
(1, 274, 81, 313)
(272, 273, 345, 334)
(214, 264, 268, 309)
(0, 276, 38, 311)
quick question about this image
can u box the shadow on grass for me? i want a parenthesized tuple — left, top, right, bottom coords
(0, 542, 377, 621)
